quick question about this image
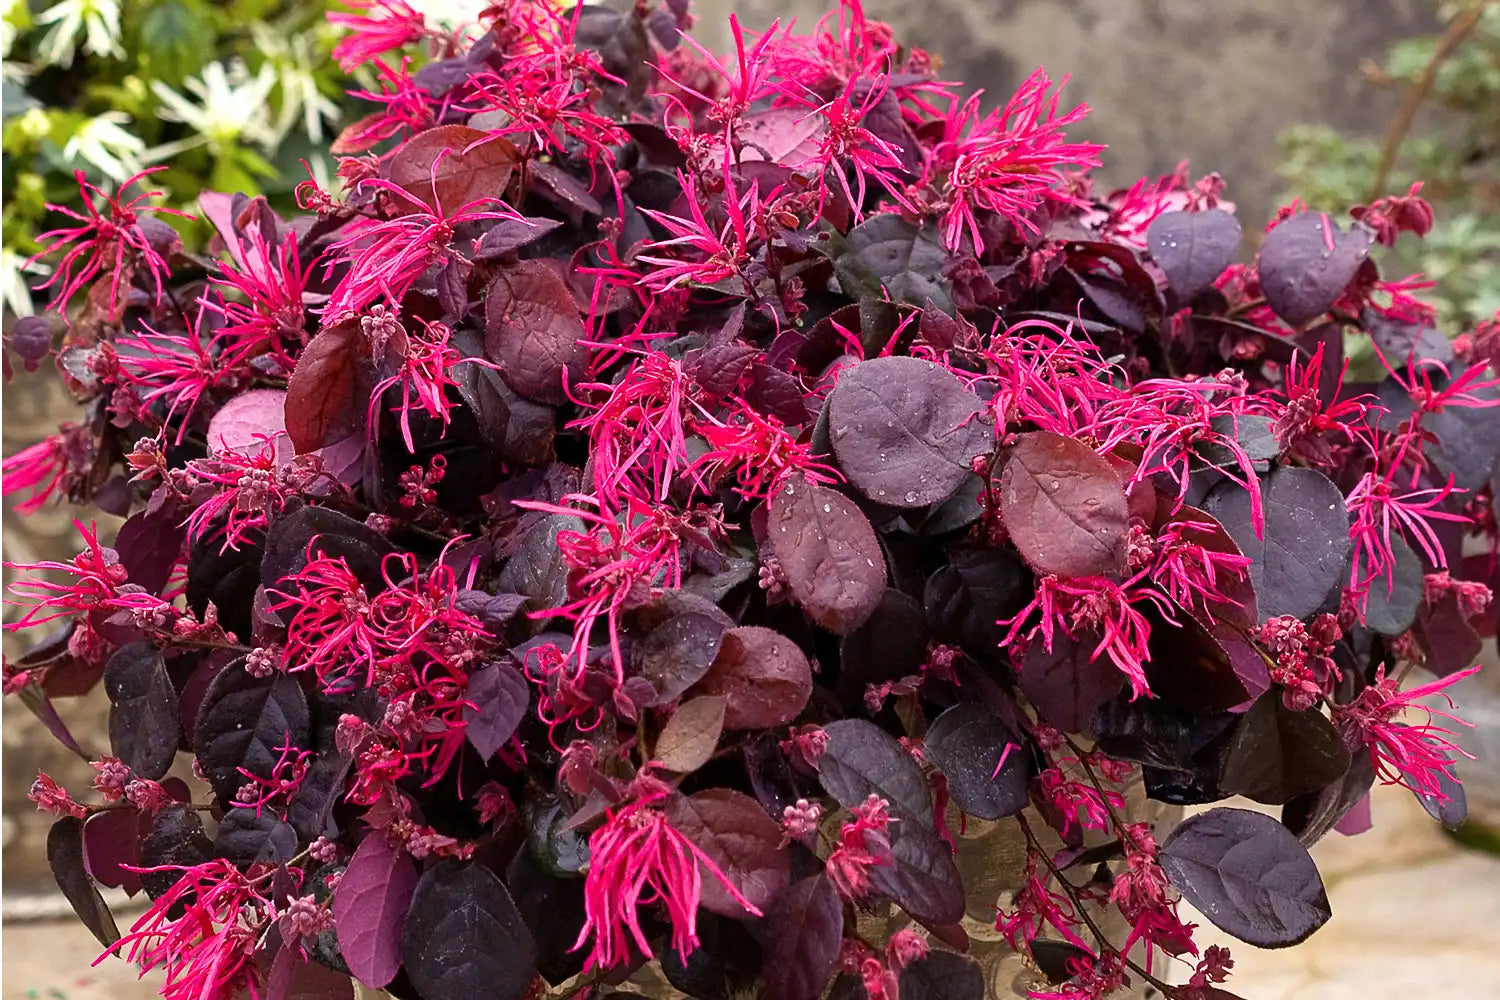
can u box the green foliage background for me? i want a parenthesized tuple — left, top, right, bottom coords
(1, 0, 361, 314)
(1279, 1, 1500, 333)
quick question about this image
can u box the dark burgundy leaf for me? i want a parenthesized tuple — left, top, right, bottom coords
(1364, 535, 1422, 635)
(867, 824, 965, 924)
(139, 805, 214, 905)
(818, 719, 933, 828)
(1219, 694, 1352, 804)
(1146, 209, 1242, 300)
(1281, 748, 1377, 846)
(506, 848, 588, 984)
(286, 323, 370, 454)
(83, 807, 143, 894)
(665, 788, 790, 917)
(1414, 590, 1484, 677)
(195, 667, 310, 803)
(827, 356, 992, 508)
(838, 589, 930, 699)
(403, 860, 538, 1000)
(766, 477, 887, 634)
(1028, 940, 1096, 984)
(924, 549, 1032, 658)
(654, 695, 726, 773)
(1258, 211, 1374, 326)
(634, 612, 728, 704)
(999, 431, 1130, 578)
(690, 626, 812, 730)
(497, 513, 584, 609)
(1020, 631, 1127, 732)
(897, 950, 983, 1000)
(484, 260, 588, 405)
(115, 500, 187, 596)
(104, 640, 180, 780)
(923, 702, 1027, 820)
(662, 912, 760, 1000)
(1160, 807, 1331, 947)
(761, 875, 843, 1000)
(334, 833, 420, 989)
(261, 505, 392, 594)
(1204, 466, 1349, 622)
(287, 752, 351, 842)
(474, 217, 564, 260)
(463, 661, 531, 760)
(267, 944, 357, 1000)
(1143, 612, 1250, 715)
(388, 125, 520, 216)
(48, 817, 120, 948)
(1421, 379, 1500, 492)
(215, 809, 299, 866)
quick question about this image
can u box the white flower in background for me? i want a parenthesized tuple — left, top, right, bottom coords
(417, 0, 493, 35)
(251, 24, 341, 144)
(146, 60, 279, 161)
(62, 111, 145, 182)
(2, 0, 27, 60)
(1, 248, 45, 317)
(34, 0, 124, 68)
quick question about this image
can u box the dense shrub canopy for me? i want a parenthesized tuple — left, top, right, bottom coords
(4, 3, 1497, 1000)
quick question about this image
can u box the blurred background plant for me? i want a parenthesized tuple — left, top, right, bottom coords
(0, 0, 358, 318)
(1279, 0, 1500, 334)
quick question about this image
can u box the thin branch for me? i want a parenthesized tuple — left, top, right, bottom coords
(1369, 1, 1494, 201)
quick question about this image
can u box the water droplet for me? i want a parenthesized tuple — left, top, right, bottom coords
(866, 559, 875, 567)
(822, 504, 832, 513)
(1048, 479, 1060, 491)
(876, 489, 887, 497)
(904, 490, 919, 504)
(879, 453, 888, 462)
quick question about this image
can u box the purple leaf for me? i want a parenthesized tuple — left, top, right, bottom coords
(285, 322, 372, 454)
(115, 500, 188, 597)
(690, 626, 812, 730)
(923, 702, 1027, 820)
(261, 504, 391, 593)
(463, 660, 530, 760)
(1258, 211, 1374, 326)
(206, 388, 290, 458)
(998, 431, 1130, 578)
(767, 477, 886, 635)
(194, 667, 310, 804)
(48, 817, 120, 948)
(1204, 466, 1350, 623)
(334, 834, 420, 989)
(287, 752, 352, 842)
(1282, 751, 1377, 847)
(1160, 807, 1331, 947)
(635, 611, 729, 705)
(388, 125, 520, 216)
(665, 788, 790, 917)
(83, 807, 144, 895)
(17, 685, 89, 756)
(402, 860, 538, 1000)
(1334, 793, 1374, 836)
(828, 356, 992, 509)
(485, 260, 588, 405)
(1364, 535, 1422, 636)
(104, 641, 180, 780)
(654, 695, 726, 773)
(139, 805, 214, 907)
(761, 875, 843, 1000)
(818, 719, 933, 829)
(867, 824, 965, 924)
(215, 809, 299, 866)
(475, 217, 564, 260)
(1020, 630, 1126, 732)
(266, 944, 356, 1000)
(1146, 209, 1242, 299)
(1219, 694, 1352, 805)
(834, 215, 951, 310)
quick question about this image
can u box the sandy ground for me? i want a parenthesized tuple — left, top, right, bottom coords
(3, 783, 1498, 1000)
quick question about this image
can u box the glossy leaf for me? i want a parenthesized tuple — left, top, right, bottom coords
(48, 817, 120, 948)
(484, 261, 588, 405)
(897, 950, 984, 1000)
(666, 788, 790, 917)
(827, 356, 992, 509)
(998, 431, 1129, 578)
(389, 125, 520, 216)
(766, 477, 887, 634)
(691, 626, 812, 730)
(818, 719, 933, 829)
(1258, 211, 1374, 326)
(761, 875, 843, 1000)
(1147, 209, 1242, 299)
(195, 667, 310, 804)
(1219, 694, 1352, 804)
(655, 695, 727, 773)
(286, 323, 369, 454)
(1160, 807, 1331, 947)
(463, 661, 530, 760)
(923, 702, 1028, 820)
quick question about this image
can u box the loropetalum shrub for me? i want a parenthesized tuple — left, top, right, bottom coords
(4, 2, 1498, 1000)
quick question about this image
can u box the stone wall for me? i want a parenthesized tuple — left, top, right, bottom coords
(692, 0, 1438, 228)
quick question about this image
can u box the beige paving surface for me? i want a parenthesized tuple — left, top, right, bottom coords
(3, 784, 1497, 999)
